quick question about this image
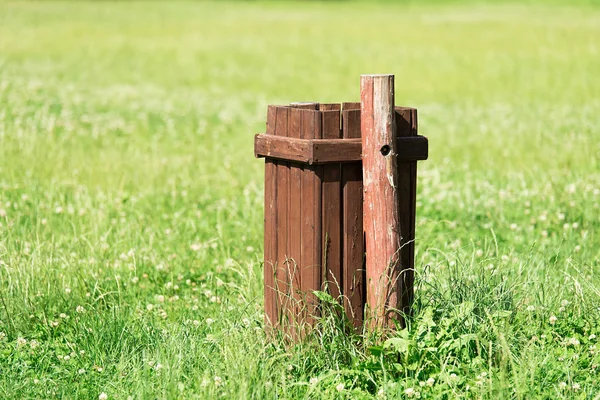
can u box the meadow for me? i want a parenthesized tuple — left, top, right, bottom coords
(0, 1, 599, 398)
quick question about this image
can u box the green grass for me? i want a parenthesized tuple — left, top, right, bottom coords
(1, 1, 599, 398)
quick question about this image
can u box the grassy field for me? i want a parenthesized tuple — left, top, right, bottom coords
(0, 1, 599, 398)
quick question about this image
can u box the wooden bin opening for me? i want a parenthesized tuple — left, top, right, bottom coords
(255, 94, 427, 334)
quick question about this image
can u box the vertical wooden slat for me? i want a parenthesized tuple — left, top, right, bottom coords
(342, 102, 360, 111)
(274, 107, 290, 326)
(287, 107, 304, 331)
(342, 106, 364, 328)
(264, 105, 278, 328)
(396, 107, 418, 320)
(320, 104, 342, 300)
(300, 109, 323, 325)
(361, 74, 402, 330)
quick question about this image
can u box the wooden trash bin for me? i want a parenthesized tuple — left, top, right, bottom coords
(254, 75, 428, 334)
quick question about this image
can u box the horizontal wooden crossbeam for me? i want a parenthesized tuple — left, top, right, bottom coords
(254, 134, 428, 165)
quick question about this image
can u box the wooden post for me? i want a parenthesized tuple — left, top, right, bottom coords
(361, 74, 403, 330)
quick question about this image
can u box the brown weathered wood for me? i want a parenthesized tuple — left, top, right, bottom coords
(274, 106, 290, 326)
(290, 102, 320, 110)
(320, 105, 342, 300)
(342, 102, 360, 110)
(288, 108, 303, 332)
(319, 103, 342, 111)
(396, 107, 418, 321)
(361, 74, 402, 330)
(254, 134, 312, 163)
(341, 106, 364, 328)
(261, 77, 425, 336)
(312, 139, 361, 164)
(264, 105, 278, 328)
(255, 135, 427, 164)
(300, 109, 322, 326)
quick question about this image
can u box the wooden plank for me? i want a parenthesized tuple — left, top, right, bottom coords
(274, 106, 290, 327)
(255, 135, 427, 164)
(319, 103, 342, 111)
(396, 107, 418, 322)
(300, 109, 322, 326)
(312, 139, 361, 164)
(361, 74, 401, 330)
(320, 107, 342, 300)
(341, 106, 364, 328)
(342, 102, 360, 110)
(288, 108, 303, 332)
(264, 105, 278, 328)
(254, 134, 312, 163)
(290, 102, 319, 110)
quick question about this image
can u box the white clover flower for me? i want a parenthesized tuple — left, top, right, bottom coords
(59, 313, 68, 319)
(336, 383, 345, 392)
(589, 334, 596, 340)
(426, 377, 435, 386)
(214, 376, 223, 387)
(558, 381, 567, 389)
(526, 305, 535, 312)
(561, 300, 570, 307)
(572, 383, 580, 391)
(0, 209, 6, 218)
(155, 295, 165, 303)
(78, 368, 86, 374)
(567, 337, 580, 346)
(549, 315, 557, 325)
(131, 276, 139, 284)
(64, 287, 72, 294)
(17, 337, 27, 347)
(146, 304, 153, 311)
(29, 340, 39, 349)
(309, 377, 318, 385)
(99, 393, 108, 400)
(193, 320, 200, 326)
(190, 243, 202, 251)
(200, 377, 210, 387)
(63, 355, 71, 361)
(404, 387, 416, 397)
(76, 306, 85, 313)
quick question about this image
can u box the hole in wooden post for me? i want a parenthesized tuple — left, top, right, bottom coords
(380, 145, 391, 156)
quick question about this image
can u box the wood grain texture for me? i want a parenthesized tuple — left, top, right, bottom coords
(264, 105, 278, 328)
(255, 135, 426, 164)
(288, 107, 304, 332)
(361, 74, 401, 330)
(342, 106, 364, 328)
(320, 106, 342, 300)
(274, 106, 290, 326)
(300, 109, 322, 326)
(395, 107, 418, 322)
